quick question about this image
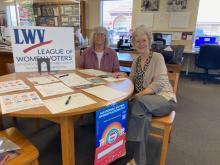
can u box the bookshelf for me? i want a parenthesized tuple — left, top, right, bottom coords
(33, 1, 80, 30)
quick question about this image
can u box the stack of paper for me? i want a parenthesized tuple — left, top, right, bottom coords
(55, 73, 92, 87)
(27, 75, 59, 85)
(79, 69, 111, 77)
(0, 80, 30, 94)
(44, 93, 97, 114)
(35, 82, 73, 97)
(0, 91, 43, 114)
(86, 77, 106, 85)
(103, 77, 127, 82)
(83, 85, 126, 101)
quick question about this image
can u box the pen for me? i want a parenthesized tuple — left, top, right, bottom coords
(59, 74, 69, 78)
(65, 96, 71, 105)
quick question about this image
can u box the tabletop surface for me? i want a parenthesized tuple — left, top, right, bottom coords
(0, 70, 134, 118)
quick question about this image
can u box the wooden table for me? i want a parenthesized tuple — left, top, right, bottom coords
(0, 70, 134, 165)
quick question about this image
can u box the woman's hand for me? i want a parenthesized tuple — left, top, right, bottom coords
(129, 88, 154, 101)
(112, 72, 128, 78)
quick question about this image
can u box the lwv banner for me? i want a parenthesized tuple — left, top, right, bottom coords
(10, 26, 75, 72)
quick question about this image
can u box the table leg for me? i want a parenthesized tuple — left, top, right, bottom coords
(186, 55, 190, 75)
(60, 117, 75, 165)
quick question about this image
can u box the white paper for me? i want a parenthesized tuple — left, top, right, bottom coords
(35, 82, 73, 97)
(0, 91, 43, 114)
(0, 80, 30, 94)
(55, 73, 92, 87)
(27, 75, 59, 85)
(169, 12, 190, 28)
(83, 85, 126, 101)
(134, 13, 154, 28)
(172, 32, 182, 40)
(163, 46, 173, 52)
(186, 34, 193, 40)
(103, 77, 127, 82)
(79, 69, 111, 77)
(44, 93, 97, 114)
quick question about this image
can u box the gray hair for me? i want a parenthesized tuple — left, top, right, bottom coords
(131, 25, 153, 48)
(90, 26, 109, 47)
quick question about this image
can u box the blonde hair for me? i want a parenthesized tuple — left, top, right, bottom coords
(131, 25, 152, 48)
(90, 26, 109, 47)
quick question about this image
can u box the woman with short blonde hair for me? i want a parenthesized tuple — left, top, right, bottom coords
(126, 25, 177, 165)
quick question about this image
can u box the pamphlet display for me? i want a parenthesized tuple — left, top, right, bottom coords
(95, 101, 128, 165)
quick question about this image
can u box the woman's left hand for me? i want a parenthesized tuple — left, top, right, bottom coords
(112, 72, 128, 78)
(129, 88, 154, 100)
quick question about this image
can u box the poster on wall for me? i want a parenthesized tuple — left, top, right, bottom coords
(10, 26, 75, 72)
(167, 0, 187, 12)
(18, 0, 35, 26)
(94, 101, 128, 165)
(141, 0, 160, 11)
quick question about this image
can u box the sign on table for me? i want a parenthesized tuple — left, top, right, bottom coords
(10, 26, 75, 72)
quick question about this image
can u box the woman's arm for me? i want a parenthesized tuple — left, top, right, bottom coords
(147, 54, 168, 94)
(112, 51, 120, 72)
(79, 50, 86, 68)
(128, 59, 137, 82)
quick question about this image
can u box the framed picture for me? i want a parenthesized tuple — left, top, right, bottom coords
(64, 5, 73, 15)
(61, 16, 69, 23)
(69, 16, 77, 22)
(141, 0, 160, 11)
(167, 0, 187, 12)
(62, 22, 69, 26)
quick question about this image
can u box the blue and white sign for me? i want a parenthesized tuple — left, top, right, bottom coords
(95, 100, 128, 165)
(10, 26, 75, 72)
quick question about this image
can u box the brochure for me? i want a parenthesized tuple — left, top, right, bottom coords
(0, 91, 43, 114)
(0, 80, 30, 94)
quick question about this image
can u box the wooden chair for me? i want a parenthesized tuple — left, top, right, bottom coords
(0, 127, 39, 165)
(149, 67, 180, 165)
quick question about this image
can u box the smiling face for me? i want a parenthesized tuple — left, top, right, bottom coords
(94, 33, 106, 46)
(133, 34, 150, 54)
(131, 26, 152, 55)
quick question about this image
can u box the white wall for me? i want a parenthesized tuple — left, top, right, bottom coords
(85, 0, 200, 50)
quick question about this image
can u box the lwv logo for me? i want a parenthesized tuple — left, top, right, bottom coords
(13, 29, 52, 53)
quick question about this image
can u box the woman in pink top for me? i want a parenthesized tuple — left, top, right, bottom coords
(79, 26, 120, 73)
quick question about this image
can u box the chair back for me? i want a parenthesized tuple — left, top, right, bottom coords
(197, 44, 220, 69)
(6, 63, 15, 74)
(167, 64, 180, 94)
(151, 45, 184, 64)
(168, 72, 179, 95)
